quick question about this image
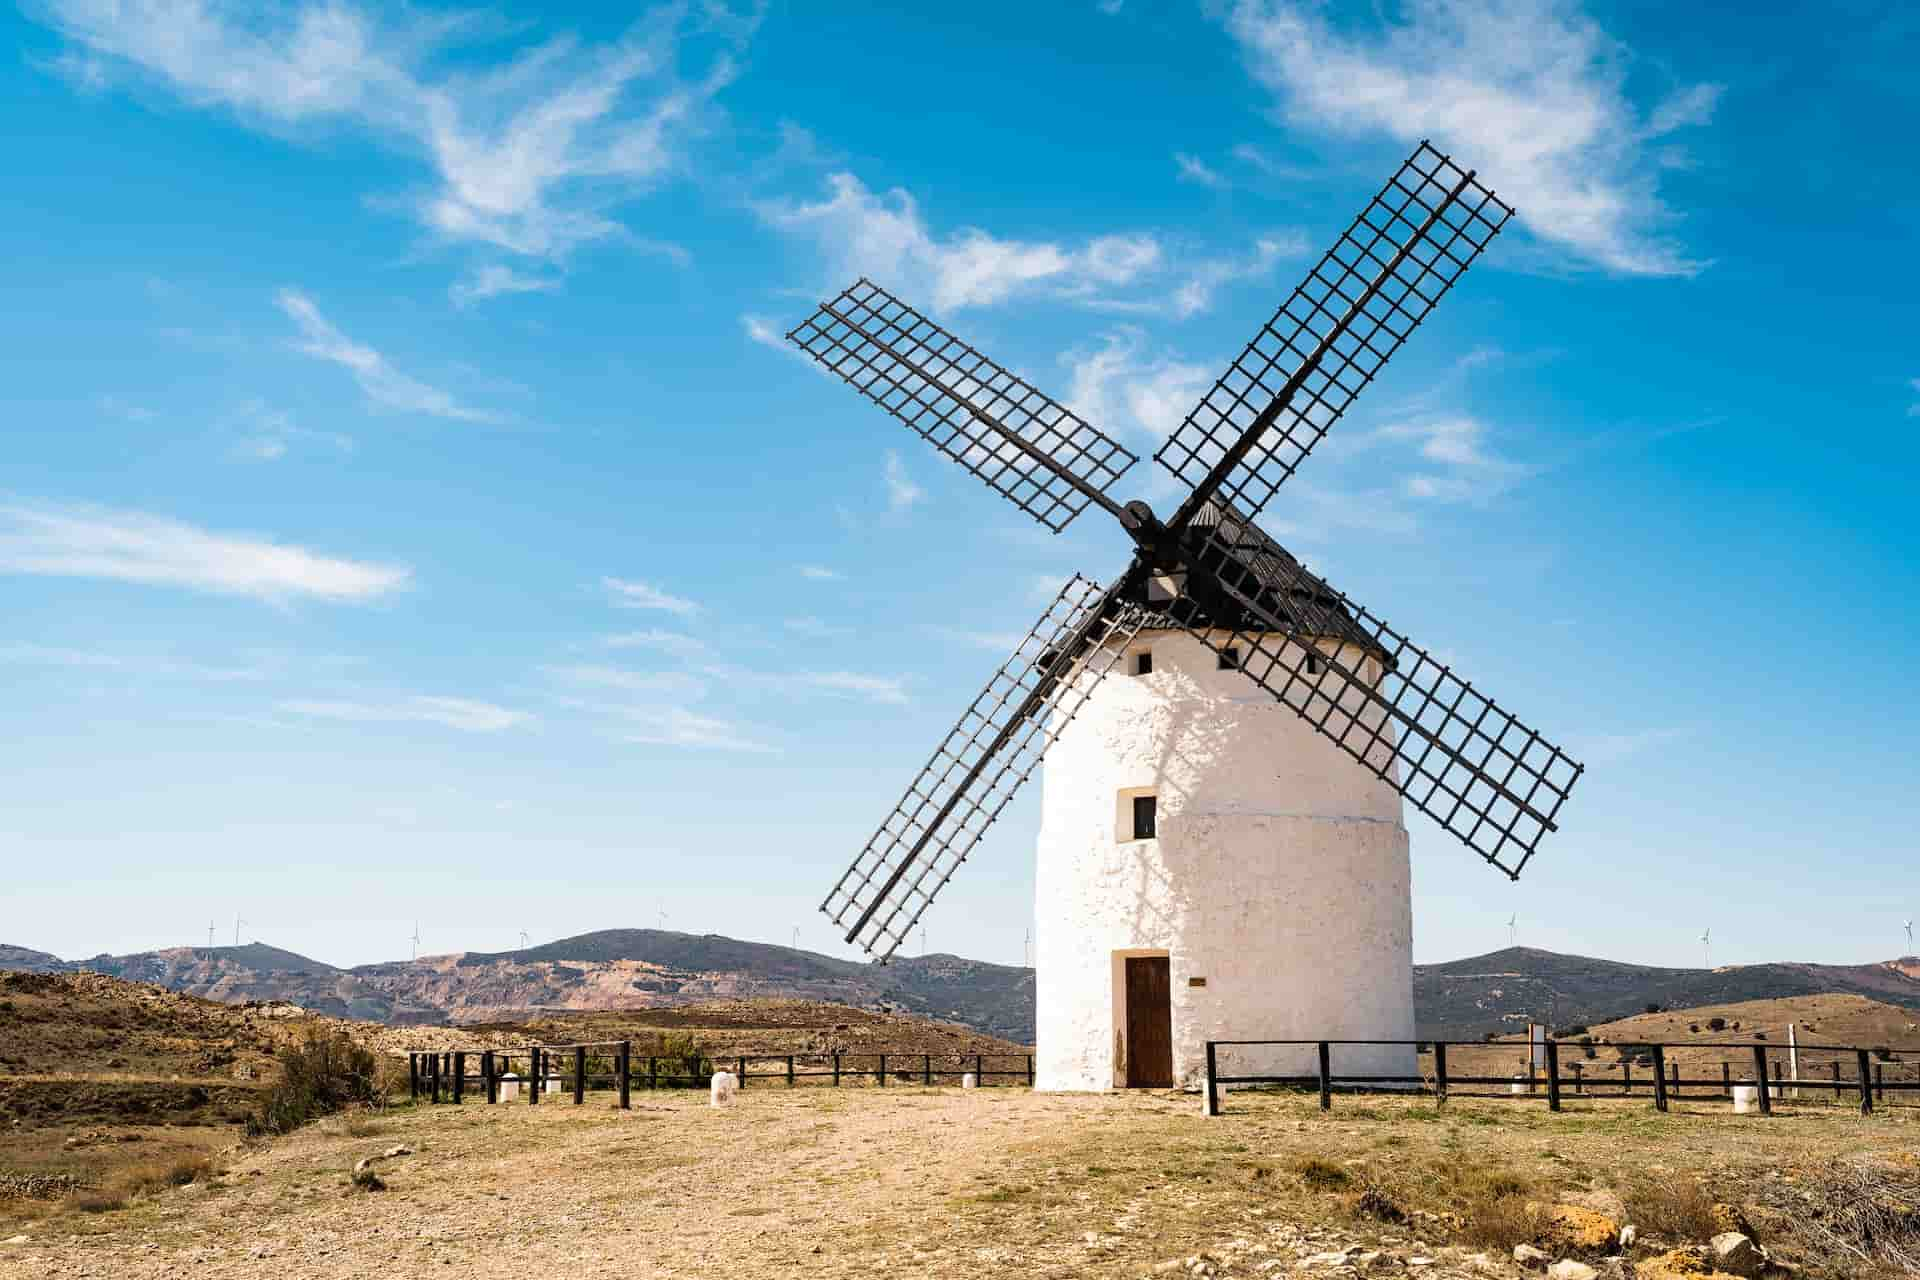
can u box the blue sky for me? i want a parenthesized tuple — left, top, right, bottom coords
(4, 0, 1915, 973)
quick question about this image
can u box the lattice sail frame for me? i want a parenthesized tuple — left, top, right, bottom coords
(787, 279, 1138, 533)
(821, 574, 1150, 959)
(1170, 509, 1581, 877)
(1155, 142, 1514, 523)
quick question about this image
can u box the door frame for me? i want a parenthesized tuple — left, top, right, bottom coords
(1110, 948, 1172, 1089)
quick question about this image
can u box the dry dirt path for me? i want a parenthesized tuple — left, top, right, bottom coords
(5, 1089, 1914, 1279)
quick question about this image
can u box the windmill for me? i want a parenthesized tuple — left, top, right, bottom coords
(1905, 919, 1913, 954)
(787, 143, 1585, 1091)
(411, 922, 422, 962)
(1701, 927, 1711, 969)
(232, 914, 246, 947)
(519, 929, 531, 950)
(1507, 913, 1518, 951)
(205, 919, 216, 950)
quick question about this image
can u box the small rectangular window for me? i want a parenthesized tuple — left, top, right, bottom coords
(1132, 795, 1157, 840)
(1217, 647, 1241, 671)
(1305, 654, 1322, 675)
(1134, 651, 1153, 675)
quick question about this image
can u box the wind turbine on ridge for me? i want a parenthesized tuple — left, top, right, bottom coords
(519, 929, 530, 950)
(232, 914, 246, 947)
(1506, 913, 1518, 950)
(1701, 927, 1711, 969)
(410, 922, 421, 962)
(1905, 918, 1914, 955)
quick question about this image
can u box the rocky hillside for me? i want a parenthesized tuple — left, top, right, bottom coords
(1414, 946, 1920, 1041)
(13, 932, 1920, 1044)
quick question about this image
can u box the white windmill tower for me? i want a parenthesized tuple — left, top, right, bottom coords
(1905, 919, 1914, 956)
(790, 144, 1585, 1092)
(1507, 913, 1519, 950)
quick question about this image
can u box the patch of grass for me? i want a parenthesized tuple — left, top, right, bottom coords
(1622, 1176, 1720, 1241)
(70, 1191, 127, 1214)
(1291, 1155, 1352, 1189)
(251, 1031, 378, 1136)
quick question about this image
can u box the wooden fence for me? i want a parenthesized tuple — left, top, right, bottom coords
(405, 1045, 1035, 1107)
(1203, 1037, 1920, 1116)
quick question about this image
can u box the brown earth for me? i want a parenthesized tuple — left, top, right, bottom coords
(4, 1087, 1915, 1278)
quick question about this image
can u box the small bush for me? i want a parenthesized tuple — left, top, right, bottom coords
(1292, 1155, 1352, 1190)
(350, 1166, 386, 1193)
(251, 1031, 379, 1136)
(1754, 1031, 1767, 1041)
(1624, 1177, 1720, 1241)
(1689, 1023, 1701, 1033)
(1457, 1169, 1535, 1251)
(1874, 1046, 1896, 1062)
(1644, 1002, 1662, 1014)
(1708, 1017, 1727, 1032)
(71, 1192, 127, 1214)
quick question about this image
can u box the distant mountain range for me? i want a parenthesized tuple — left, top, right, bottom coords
(6, 932, 1918, 1045)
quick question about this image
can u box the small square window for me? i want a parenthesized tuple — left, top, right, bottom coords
(1134, 650, 1153, 675)
(1132, 795, 1157, 840)
(1217, 647, 1241, 671)
(1305, 654, 1322, 675)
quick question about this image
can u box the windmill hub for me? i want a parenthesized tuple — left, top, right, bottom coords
(789, 142, 1585, 1092)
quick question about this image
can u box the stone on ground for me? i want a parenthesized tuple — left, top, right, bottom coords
(710, 1069, 738, 1107)
(1525, 1203, 1622, 1254)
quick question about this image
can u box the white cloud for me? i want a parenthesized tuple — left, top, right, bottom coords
(800, 671, 909, 706)
(450, 265, 561, 307)
(280, 695, 530, 732)
(1174, 152, 1229, 190)
(36, 2, 747, 264)
(756, 172, 1163, 313)
(1377, 415, 1534, 502)
(797, 564, 841, 580)
(229, 398, 354, 462)
(743, 314, 786, 350)
(1064, 329, 1212, 441)
(0, 644, 267, 682)
(602, 629, 712, 661)
(0, 501, 409, 604)
(1169, 231, 1306, 318)
(882, 450, 925, 513)
(277, 290, 499, 422)
(782, 616, 846, 637)
(602, 577, 699, 615)
(1096, 0, 1124, 13)
(1220, 0, 1719, 276)
(544, 663, 707, 699)
(621, 707, 777, 753)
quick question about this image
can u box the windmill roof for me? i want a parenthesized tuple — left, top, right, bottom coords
(1143, 500, 1390, 659)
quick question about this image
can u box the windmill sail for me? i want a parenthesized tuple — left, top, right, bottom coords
(1159, 143, 1512, 530)
(1162, 504, 1580, 877)
(787, 279, 1138, 532)
(822, 573, 1149, 959)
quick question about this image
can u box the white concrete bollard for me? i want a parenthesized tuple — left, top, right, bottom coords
(961, 1072, 977, 1089)
(1510, 1074, 1528, 1096)
(1732, 1085, 1757, 1114)
(499, 1074, 520, 1101)
(710, 1070, 738, 1108)
(544, 1075, 561, 1095)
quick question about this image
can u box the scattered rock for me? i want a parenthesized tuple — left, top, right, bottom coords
(1526, 1203, 1622, 1254)
(1618, 1225, 1636, 1250)
(1708, 1204, 1757, 1241)
(1708, 1233, 1764, 1278)
(1548, 1262, 1599, 1280)
(3, 1235, 30, 1246)
(1514, 1244, 1553, 1271)
(1633, 1247, 1745, 1280)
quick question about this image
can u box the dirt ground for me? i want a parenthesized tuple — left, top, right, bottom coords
(4, 1085, 1915, 1280)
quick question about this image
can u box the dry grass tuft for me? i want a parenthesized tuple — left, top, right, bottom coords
(1291, 1155, 1352, 1190)
(1623, 1177, 1721, 1243)
(61, 1155, 214, 1216)
(1756, 1157, 1920, 1276)
(1452, 1167, 1538, 1252)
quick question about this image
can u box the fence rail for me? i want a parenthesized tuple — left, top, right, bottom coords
(403, 1045, 1035, 1108)
(1204, 1037, 1920, 1117)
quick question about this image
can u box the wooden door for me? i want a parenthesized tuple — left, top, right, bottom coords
(1124, 956, 1173, 1087)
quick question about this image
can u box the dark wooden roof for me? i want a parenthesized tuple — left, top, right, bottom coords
(1140, 499, 1389, 659)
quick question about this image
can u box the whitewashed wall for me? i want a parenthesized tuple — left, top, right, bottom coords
(1033, 630, 1416, 1092)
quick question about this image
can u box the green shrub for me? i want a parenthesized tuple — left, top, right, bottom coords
(1708, 1017, 1727, 1031)
(251, 1030, 379, 1136)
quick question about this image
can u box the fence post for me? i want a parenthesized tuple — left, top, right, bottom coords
(619, 1042, 631, 1109)
(571, 1046, 584, 1105)
(1858, 1049, 1874, 1116)
(737, 1055, 747, 1089)
(1027, 1054, 1034, 1088)
(454, 1051, 466, 1105)
(1877, 1063, 1886, 1103)
(976, 1053, 984, 1086)
(832, 1052, 840, 1088)
(1650, 1045, 1668, 1113)
(1546, 1040, 1563, 1112)
(1205, 1041, 1220, 1117)
(1753, 1046, 1771, 1115)
(1572, 1061, 1584, 1094)
(485, 1050, 497, 1104)
(878, 1053, 887, 1086)
(1622, 1061, 1631, 1095)
(1317, 1041, 1332, 1111)
(924, 1054, 931, 1086)
(529, 1048, 540, 1105)
(1721, 1062, 1731, 1095)
(430, 1051, 441, 1104)
(408, 1053, 418, 1101)
(789, 1055, 797, 1088)
(1434, 1042, 1448, 1105)
(1670, 1058, 1681, 1098)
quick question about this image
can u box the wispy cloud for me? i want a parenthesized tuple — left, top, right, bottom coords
(0, 501, 409, 604)
(1174, 152, 1229, 190)
(1168, 231, 1306, 318)
(280, 695, 531, 732)
(450, 265, 561, 307)
(37, 1, 752, 265)
(800, 671, 909, 705)
(229, 399, 354, 462)
(1220, 0, 1719, 276)
(882, 450, 925, 513)
(1579, 725, 1689, 765)
(1376, 415, 1535, 503)
(797, 564, 841, 581)
(602, 629, 711, 661)
(620, 707, 777, 753)
(756, 172, 1163, 313)
(544, 662, 707, 699)
(602, 577, 699, 615)
(277, 290, 499, 422)
(0, 644, 268, 682)
(1063, 329, 1212, 442)
(924, 626, 1024, 653)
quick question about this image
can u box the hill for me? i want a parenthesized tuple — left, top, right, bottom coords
(11, 932, 1920, 1044)
(1412, 946, 1920, 1041)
